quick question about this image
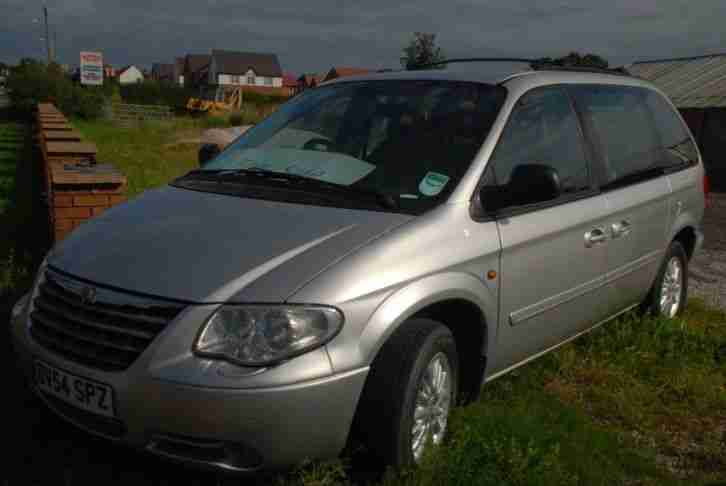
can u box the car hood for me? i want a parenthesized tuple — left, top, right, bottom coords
(48, 186, 412, 302)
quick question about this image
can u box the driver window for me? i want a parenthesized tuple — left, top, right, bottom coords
(487, 87, 591, 209)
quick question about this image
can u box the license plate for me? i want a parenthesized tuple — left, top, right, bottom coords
(34, 360, 115, 418)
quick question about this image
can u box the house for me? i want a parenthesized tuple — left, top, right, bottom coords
(117, 65, 144, 84)
(174, 57, 185, 86)
(183, 54, 211, 89)
(627, 54, 726, 191)
(151, 63, 175, 83)
(322, 67, 373, 83)
(296, 73, 323, 94)
(103, 64, 115, 78)
(282, 73, 297, 96)
(207, 50, 283, 94)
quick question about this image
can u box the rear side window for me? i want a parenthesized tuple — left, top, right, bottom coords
(570, 86, 661, 185)
(642, 90, 699, 168)
(485, 86, 591, 209)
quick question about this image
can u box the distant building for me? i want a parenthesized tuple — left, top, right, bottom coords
(151, 63, 175, 83)
(282, 73, 297, 96)
(295, 73, 323, 94)
(183, 54, 211, 89)
(174, 57, 185, 86)
(103, 64, 115, 78)
(208, 50, 283, 94)
(322, 66, 373, 82)
(117, 65, 144, 84)
(628, 54, 726, 191)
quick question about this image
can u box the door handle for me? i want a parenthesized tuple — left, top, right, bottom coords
(611, 220, 632, 238)
(584, 227, 608, 247)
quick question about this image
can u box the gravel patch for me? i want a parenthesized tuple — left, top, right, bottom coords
(689, 193, 726, 311)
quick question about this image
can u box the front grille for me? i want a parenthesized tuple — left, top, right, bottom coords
(30, 268, 186, 371)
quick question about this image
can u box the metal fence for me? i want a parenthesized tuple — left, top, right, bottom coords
(106, 102, 173, 126)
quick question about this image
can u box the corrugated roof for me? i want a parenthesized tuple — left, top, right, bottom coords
(627, 54, 726, 108)
(211, 50, 282, 77)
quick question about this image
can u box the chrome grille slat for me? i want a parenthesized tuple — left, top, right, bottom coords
(31, 324, 133, 370)
(40, 281, 170, 327)
(34, 294, 156, 340)
(30, 269, 186, 371)
(31, 310, 147, 354)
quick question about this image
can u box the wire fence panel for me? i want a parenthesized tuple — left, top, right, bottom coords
(106, 103, 173, 126)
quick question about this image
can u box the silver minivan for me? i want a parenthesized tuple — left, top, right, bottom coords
(11, 64, 706, 472)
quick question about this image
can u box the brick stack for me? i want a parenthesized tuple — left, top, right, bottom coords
(36, 103, 128, 242)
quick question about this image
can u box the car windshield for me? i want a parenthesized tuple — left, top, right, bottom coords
(197, 80, 507, 213)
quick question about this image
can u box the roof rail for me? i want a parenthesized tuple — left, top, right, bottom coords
(421, 58, 536, 69)
(420, 57, 631, 77)
(531, 64, 631, 76)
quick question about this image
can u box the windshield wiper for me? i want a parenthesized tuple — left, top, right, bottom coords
(181, 168, 398, 210)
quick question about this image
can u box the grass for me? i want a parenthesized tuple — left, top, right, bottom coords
(73, 117, 204, 197)
(73, 108, 271, 198)
(0, 110, 45, 300)
(273, 302, 726, 486)
(0, 118, 24, 212)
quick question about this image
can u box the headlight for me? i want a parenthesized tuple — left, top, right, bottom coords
(194, 305, 343, 367)
(11, 293, 30, 321)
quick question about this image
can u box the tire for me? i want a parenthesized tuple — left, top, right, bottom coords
(352, 319, 458, 468)
(642, 241, 688, 318)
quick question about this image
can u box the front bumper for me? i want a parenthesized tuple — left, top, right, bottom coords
(10, 309, 368, 472)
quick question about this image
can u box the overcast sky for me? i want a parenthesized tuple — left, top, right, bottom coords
(2, 0, 726, 74)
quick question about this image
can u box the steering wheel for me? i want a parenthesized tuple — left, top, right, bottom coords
(303, 137, 336, 152)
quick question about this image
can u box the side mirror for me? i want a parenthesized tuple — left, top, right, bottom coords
(478, 164, 561, 215)
(198, 143, 221, 167)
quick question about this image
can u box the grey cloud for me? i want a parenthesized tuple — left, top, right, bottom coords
(3, 0, 726, 74)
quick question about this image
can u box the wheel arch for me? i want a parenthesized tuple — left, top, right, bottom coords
(671, 225, 697, 260)
(358, 272, 497, 402)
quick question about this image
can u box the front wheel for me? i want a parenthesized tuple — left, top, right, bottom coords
(643, 241, 688, 318)
(353, 319, 458, 468)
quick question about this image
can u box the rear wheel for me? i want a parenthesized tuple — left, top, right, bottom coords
(353, 319, 458, 468)
(643, 241, 688, 318)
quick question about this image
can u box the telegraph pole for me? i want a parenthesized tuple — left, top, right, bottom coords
(43, 5, 52, 63)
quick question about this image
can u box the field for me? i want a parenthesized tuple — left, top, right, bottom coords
(73, 118, 207, 197)
(1, 112, 725, 485)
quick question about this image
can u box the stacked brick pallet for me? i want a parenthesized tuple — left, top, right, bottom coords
(36, 103, 128, 242)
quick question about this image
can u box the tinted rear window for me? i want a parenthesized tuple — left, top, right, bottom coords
(642, 90, 699, 167)
(570, 85, 661, 184)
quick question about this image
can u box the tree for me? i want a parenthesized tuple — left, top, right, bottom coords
(531, 52, 610, 70)
(401, 32, 446, 70)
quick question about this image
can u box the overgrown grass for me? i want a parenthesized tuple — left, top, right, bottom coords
(73, 109, 274, 197)
(0, 119, 23, 212)
(73, 118, 203, 197)
(275, 302, 726, 486)
(0, 108, 49, 311)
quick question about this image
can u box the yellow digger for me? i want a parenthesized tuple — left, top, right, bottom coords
(186, 86, 243, 116)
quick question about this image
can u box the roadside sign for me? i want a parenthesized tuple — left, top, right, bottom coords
(80, 51, 104, 85)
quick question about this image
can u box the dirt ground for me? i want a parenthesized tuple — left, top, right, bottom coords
(689, 193, 726, 311)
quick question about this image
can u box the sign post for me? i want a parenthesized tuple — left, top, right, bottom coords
(80, 51, 104, 86)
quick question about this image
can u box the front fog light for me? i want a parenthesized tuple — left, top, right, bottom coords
(194, 305, 343, 367)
